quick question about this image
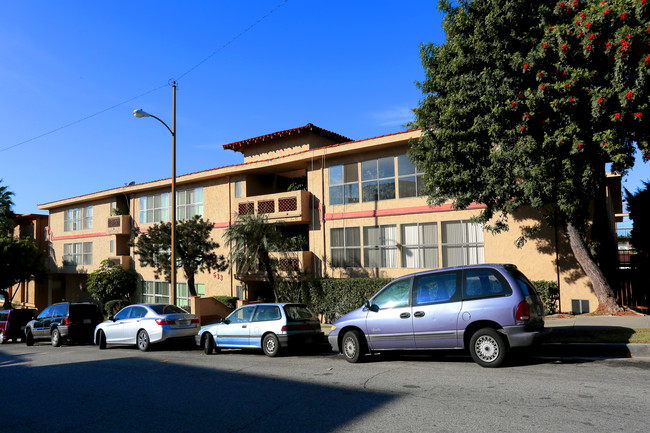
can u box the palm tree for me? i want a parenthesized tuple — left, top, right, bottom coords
(223, 213, 285, 302)
(0, 179, 15, 237)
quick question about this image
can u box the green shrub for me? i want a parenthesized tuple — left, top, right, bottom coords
(306, 278, 391, 323)
(532, 280, 559, 315)
(104, 299, 132, 317)
(213, 296, 238, 310)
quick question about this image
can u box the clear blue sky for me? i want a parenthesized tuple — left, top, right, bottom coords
(1, 1, 648, 215)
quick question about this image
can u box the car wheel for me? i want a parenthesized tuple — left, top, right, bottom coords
(0, 331, 5, 344)
(469, 328, 508, 368)
(203, 333, 215, 355)
(342, 330, 366, 363)
(98, 330, 107, 350)
(262, 333, 280, 357)
(137, 329, 150, 352)
(25, 330, 34, 346)
(51, 328, 62, 347)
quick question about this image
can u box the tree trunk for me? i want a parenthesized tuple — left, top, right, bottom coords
(186, 270, 197, 297)
(260, 251, 278, 302)
(565, 222, 622, 313)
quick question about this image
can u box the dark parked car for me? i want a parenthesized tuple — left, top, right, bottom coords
(25, 302, 104, 347)
(0, 309, 37, 343)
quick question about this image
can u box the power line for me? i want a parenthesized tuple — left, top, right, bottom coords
(0, 0, 290, 154)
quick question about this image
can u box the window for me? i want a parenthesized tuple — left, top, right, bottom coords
(140, 193, 170, 224)
(141, 281, 170, 304)
(228, 306, 255, 323)
(397, 154, 425, 198)
(363, 225, 397, 268)
(109, 240, 114, 254)
(441, 221, 485, 267)
(414, 272, 458, 305)
(464, 268, 511, 299)
(330, 227, 361, 267)
(252, 305, 282, 322)
(176, 283, 205, 310)
(401, 223, 438, 268)
(63, 242, 92, 266)
(371, 278, 411, 309)
(329, 163, 359, 205)
(176, 187, 204, 220)
(362, 157, 395, 202)
(64, 206, 93, 231)
(234, 181, 243, 198)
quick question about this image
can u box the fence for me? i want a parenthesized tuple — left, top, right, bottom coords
(615, 255, 649, 313)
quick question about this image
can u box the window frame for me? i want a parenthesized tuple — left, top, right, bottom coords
(363, 225, 398, 268)
(400, 222, 439, 269)
(361, 156, 396, 202)
(330, 227, 361, 268)
(328, 163, 360, 205)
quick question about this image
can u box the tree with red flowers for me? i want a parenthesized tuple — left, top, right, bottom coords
(411, 0, 649, 313)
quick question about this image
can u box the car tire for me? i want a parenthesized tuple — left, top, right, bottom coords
(203, 333, 215, 355)
(342, 330, 366, 363)
(51, 328, 62, 347)
(469, 328, 508, 368)
(262, 333, 280, 357)
(137, 329, 150, 352)
(98, 330, 107, 350)
(0, 331, 5, 344)
(25, 330, 34, 346)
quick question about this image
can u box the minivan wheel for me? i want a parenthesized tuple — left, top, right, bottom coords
(262, 333, 280, 357)
(469, 328, 507, 368)
(342, 330, 365, 363)
(51, 328, 62, 347)
(98, 330, 107, 350)
(25, 330, 34, 346)
(137, 330, 150, 352)
(203, 333, 215, 355)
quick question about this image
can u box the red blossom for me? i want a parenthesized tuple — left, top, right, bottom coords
(601, 0, 606, 3)
(646, 55, 650, 65)
(562, 44, 568, 51)
(603, 142, 608, 147)
(523, 63, 529, 70)
(580, 12, 586, 19)
(606, 42, 613, 50)
(576, 20, 580, 26)
(579, 31, 583, 37)
(525, 114, 530, 119)
(520, 126, 525, 132)
(587, 44, 592, 50)
(577, 143, 582, 148)
(589, 34, 595, 40)
(635, 113, 643, 118)
(604, 9, 610, 16)
(541, 85, 547, 91)
(570, 97, 575, 102)
(550, 26, 554, 30)
(620, 12, 629, 20)
(565, 84, 570, 88)
(559, 2, 564, 6)
(511, 101, 518, 107)
(539, 72, 544, 78)
(626, 91, 634, 100)
(615, 113, 621, 119)
(585, 22, 592, 29)
(598, 97, 604, 104)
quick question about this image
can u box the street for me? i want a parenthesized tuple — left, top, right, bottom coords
(1, 341, 649, 433)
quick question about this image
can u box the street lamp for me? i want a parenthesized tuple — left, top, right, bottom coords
(133, 81, 177, 305)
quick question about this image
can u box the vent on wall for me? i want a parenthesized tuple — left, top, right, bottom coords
(571, 299, 590, 314)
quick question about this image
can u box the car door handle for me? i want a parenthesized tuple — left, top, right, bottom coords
(242, 325, 247, 328)
(400, 312, 411, 319)
(414, 311, 425, 318)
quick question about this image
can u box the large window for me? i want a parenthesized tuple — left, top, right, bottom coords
(176, 283, 205, 310)
(361, 157, 395, 202)
(401, 223, 438, 269)
(330, 227, 361, 267)
(176, 188, 204, 220)
(329, 163, 359, 205)
(397, 155, 425, 198)
(363, 225, 397, 268)
(63, 242, 92, 266)
(64, 206, 93, 231)
(441, 221, 485, 267)
(140, 188, 203, 224)
(142, 281, 205, 309)
(140, 193, 170, 224)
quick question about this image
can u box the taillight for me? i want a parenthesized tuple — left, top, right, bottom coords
(191, 319, 199, 324)
(516, 301, 530, 322)
(63, 317, 71, 326)
(155, 319, 175, 325)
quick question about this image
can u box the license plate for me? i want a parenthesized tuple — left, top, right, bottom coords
(83, 319, 91, 324)
(178, 320, 189, 326)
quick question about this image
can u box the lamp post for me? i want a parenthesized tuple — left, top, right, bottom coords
(133, 81, 177, 305)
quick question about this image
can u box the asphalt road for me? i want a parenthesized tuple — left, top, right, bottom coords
(1, 341, 649, 433)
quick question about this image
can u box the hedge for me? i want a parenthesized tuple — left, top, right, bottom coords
(104, 299, 132, 317)
(532, 280, 560, 315)
(212, 296, 238, 310)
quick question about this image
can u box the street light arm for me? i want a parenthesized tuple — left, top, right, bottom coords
(133, 109, 174, 136)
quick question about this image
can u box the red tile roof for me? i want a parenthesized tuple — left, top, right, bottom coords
(222, 123, 352, 153)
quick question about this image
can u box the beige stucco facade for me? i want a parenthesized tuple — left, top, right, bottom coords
(37, 125, 615, 313)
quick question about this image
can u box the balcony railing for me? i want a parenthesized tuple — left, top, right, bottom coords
(236, 251, 313, 281)
(107, 215, 131, 235)
(234, 190, 311, 224)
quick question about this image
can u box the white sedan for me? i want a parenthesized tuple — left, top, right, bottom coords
(94, 304, 199, 351)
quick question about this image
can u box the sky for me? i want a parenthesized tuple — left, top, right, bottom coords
(1, 1, 648, 215)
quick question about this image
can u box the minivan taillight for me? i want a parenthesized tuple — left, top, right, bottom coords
(516, 301, 530, 322)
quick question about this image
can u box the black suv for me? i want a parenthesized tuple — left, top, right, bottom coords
(25, 302, 103, 346)
(0, 309, 37, 343)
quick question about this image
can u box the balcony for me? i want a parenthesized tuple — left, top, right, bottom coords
(107, 215, 131, 235)
(237, 251, 313, 281)
(234, 190, 311, 224)
(109, 256, 132, 270)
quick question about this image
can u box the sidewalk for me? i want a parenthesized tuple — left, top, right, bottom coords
(544, 314, 650, 329)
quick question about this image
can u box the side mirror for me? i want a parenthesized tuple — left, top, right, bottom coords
(109, 316, 115, 322)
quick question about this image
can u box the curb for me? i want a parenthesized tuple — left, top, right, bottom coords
(538, 343, 650, 359)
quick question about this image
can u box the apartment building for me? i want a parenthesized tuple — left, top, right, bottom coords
(37, 123, 621, 313)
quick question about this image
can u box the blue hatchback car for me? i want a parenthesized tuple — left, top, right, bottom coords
(328, 264, 545, 367)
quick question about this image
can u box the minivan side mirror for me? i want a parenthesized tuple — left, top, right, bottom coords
(365, 301, 379, 312)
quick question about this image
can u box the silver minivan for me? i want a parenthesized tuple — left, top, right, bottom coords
(328, 264, 545, 367)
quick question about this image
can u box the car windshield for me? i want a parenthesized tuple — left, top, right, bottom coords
(284, 305, 316, 321)
(149, 305, 187, 315)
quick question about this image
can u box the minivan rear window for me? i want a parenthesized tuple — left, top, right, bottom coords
(504, 267, 539, 298)
(464, 268, 512, 299)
